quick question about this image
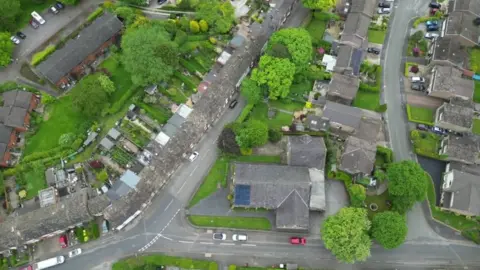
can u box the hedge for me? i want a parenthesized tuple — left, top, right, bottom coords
(31, 45, 56, 66)
(313, 11, 340, 21)
(376, 146, 394, 164)
(22, 145, 69, 163)
(282, 131, 326, 137)
(187, 35, 209, 41)
(406, 105, 435, 126)
(87, 7, 104, 22)
(413, 147, 447, 160)
(359, 82, 380, 93)
(173, 71, 197, 91)
(236, 104, 254, 123)
(174, 30, 188, 45)
(107, 87, 139, 114)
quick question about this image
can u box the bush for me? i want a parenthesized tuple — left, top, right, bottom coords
(359, 82, 380, 93)
(189, 20, 200, 33)
(313, 11, 340, 21)
(22, 146, 68, 162)
(240, 148, 253, 155)
(186, 34, 209, 41)
(31, 45, 56, 66)
(199, 20, 209, 32)
(376, 103, 387, 112)
(377, 146, 394, 164)
(410, 65, 419, 73)
(209, 37, 217, 44)
(228, 266, 236, 270)
(268, 129, 283, 143)
(236, 104, 254, 123)
(173, 71, 197, 91)
(462, 229, 480, 244)
(87, 7, 104, 22)
(179, 58, 199, 74)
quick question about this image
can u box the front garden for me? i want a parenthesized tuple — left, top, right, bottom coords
(410, 130, 446, 160)
(474, 81, 480, 103)
(353, 63, 383, 112)
(406, 105, 435, 125)
(407, 30, 428, 57)
(112, 254, 218, 270)
(74, 221, 101, 243)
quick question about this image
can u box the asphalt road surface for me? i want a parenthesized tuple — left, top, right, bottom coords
(41, 1, 480, 270)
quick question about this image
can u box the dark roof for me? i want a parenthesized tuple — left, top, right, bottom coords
(354, 117, 383, 142)
(334, 45, 364, 76)
(37, 13, 123, 84)
(444, 135, 480, 164)
(327, 73, 360, 102)
(445, 10, 480, 45)
(275, 190, 309, 230)
(349, 0, 376, 17)
(305, 114, 329, 131)
(2, 91, 33, 110)
(443, 169, 480, 215)
(167, 114, 185, 128)
(0, 124, 13, 144)
(340, 136, 376, 175)
(322, 101, 363, 128)
(432, 37, 470, 68)
(0, 143, 7, 157)
(287, 135, 326, 170)
(162, 123, 178, 137)
(340, 13, 370, 48)
(450, 0, 480, 16)
(0, 107, 28, 128)
(430, 65, 474, 99)
(106, 181, 132, 201)
(87, 193, 111, 216)
(437, 97, 474, 128)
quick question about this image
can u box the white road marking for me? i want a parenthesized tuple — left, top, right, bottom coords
(164, 199, 173, 212)
(160, 208, 181, 233)
(179, 240, 194, 244)
(159, 235, 173, 241)
(200, 242, 214, 245)
(220, 243, 234, 246)
(241, 244, 257, 247)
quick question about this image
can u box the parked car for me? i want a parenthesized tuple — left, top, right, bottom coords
(29, 18, 39, 29)
(188, 151, 199, 162)
(377, 8, 391, 14)
(55, 1, 65, 9)
(213, 233, 226, 240)
(424, 32, 439, 39)
(429, 2, 441, 9)
(50, 6, 59, 14)
(378, 2, 391, 8)
(68, 248, 82, 258)
(158, 0, 167, 3)
(411, 83, 426, 91)
(475, 17, 480, 26)
(367, 47, 381, 55)
(425, 20, 439, 26)
(426, 24, 439, 31)
(31, 11, 46, 24)
(16, 32, 26, 39)
(10, 36, 20, 45)
(290, 237, 306, 245)
(411, 76, 425, 83)
(229, 99, 238, 109)
(59, 235, 68, 248)
(417, 124, 429, 131)
(19, 266, 33, 270)
(232, 234, 248, 241)
(432, 126, 447, 135)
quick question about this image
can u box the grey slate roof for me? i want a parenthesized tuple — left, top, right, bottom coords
(2, 90, 33, 110)
(107, 128, 121, 140)
(349, 0, 376, 17)
(322, 101, 362, 129)
(327, 72, 360, 102)
(167, 114, 186, 128)
(438, 97, 474, 128)
(430, 65, 474, 99)
(444, 135, 480, 164)
(37, 13, 123, 84)
(432, 37, 470, 68)
(340, 136, 376, 175)
(106, 181, 132, 201)
(275, 190, 309, 230)
(162, 123, 178, 137)
(0, 107, 28, 128)
(287, 135, 326, 170)
(355, 116, 382, 143)
(305, 114, 329, 131)
(450, 0, 480, 15)
(443, 169, 480, 215)
(87, 194, 111, 216)
(100, 137, 115, 150)
(445, 10, 480, 45)
(340, 13, 370, 48)
(0, 124, 13, 144)
(334, 45, 364, 76)
(0, 143, 7, 158)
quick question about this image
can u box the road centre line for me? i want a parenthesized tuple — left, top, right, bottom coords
(179, 240, 194, 244)
(163, 199, 173, 212)
(200, 242, 214, 245)
(220, 243, 234, 246)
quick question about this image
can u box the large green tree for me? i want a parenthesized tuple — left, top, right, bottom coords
(349, 184, 366, 207)
(0, 0, 21, 32)
(70, 74, 112, 118)
(114, 7, 137, 25)
(268, 28, 312, 69)
(387, 160, 428, 213)
(240, 78, 262, 104)
(371, 211, 408, 249)
(0, 32, 14, 67)
(235, 120, 269, 149)
(301, 0, 336, 10)
(251, 55, 296, 100)
(218, 125, 241, 155)
(121, 24, 179, 86)
(322, 207, 372, 263)
(196, 0, 235, 33)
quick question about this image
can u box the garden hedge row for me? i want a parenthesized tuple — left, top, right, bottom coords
(236, 104, 254, 123)
(87, 7, 104, 22)
(173, 71, 197, 90)
(31, 45, 56, 66)
(376, 146, 394, 164)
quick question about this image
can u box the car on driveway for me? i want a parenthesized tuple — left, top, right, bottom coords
(378, 2, 391, 8)
(10, 36, 20, 45)
(68, 248, 82, 258)
(29, 19, 39, 29)
(432, 126, 447, 135)
(424, 32, 439, 39)
(411, 83, 426, 91)
(59, 235, 68, 248)
(425, 20, 438, 26)
(426, 24, 439, 31)
(367, 47, 381, 55)
(377, 8, 391, 14)
(213, 233, 226, 240)
(50, 6, 59, 14)
(429, 1, 441, 9)
(188, 151, 199, 162)
(417, 124, 429, 131)
(411, 76, 425, 83)
(31, 11, 46, 24)
(232, 234, 247, 241)
(16, 32, 26, 39)
(290, 237, 306, 245)
(55, 1, 65, 9)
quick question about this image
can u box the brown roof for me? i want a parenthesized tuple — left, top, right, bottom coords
(430, 65, 474, 99)
(327, 73, 360, 102)
(339, 136, 376, 175)
(432, 37, 470, 68)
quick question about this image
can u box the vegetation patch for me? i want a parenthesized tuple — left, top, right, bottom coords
(189, 157, 229, 208)
(406, 105, 435, 125)
(353, 90, 380, 111)
(367, 29, 386, 44)
(410, 130, 446, 160)
(188, 215, 272, 230)
(112, 255, 218, 270)
(473, 119, 480, 135)
(474, 81, 480, 103)
(17, 167, 47, 200)
(364, 191, 390, 219)
(249, 103, 293, 129)
(469, 48, 480, 73)
(31, 45, 56, 66)
(304, 18, 327, 45)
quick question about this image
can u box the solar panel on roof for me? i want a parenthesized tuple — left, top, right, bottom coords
(234, 185, 251, 206)
(351, 49, 364, 76)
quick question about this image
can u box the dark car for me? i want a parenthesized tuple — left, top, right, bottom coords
(29, 18, 39, 29)
(158, 0, 167, 3)
(429, 2, 441, 9)
(417, 124, 429, 131)
(55, 1, 65, 9)
(411, 83, 426, 91)
(475, 17, 480, 26)
(367, 47, 381, 55)
(16, 32, 26, 39)
(378, 2, 391, 8)
(426, 24, 439, 31)
(229, 99, 238, 109)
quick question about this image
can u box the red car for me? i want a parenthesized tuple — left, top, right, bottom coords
(19, 266, 33, 270)
(290, 237, 306, 245)
(59, 235, 68, 248)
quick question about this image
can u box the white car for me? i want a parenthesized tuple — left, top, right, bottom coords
(68, 248, 82, 258)
(377, 7, 391, 14)
(10, 36, 20, 45)
(188, 151, 199, 162)
(232, 234, 247, 241)
(213, 233, 226, 240)
(31, 11, 46, 24)
(424, 32, 439, 39)
(411, 76, 425, 83)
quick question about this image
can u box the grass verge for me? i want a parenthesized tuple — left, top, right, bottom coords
(474, 81, 480, 103)
(353, 90, 380, 111)
(473, 119, 480, 135)
(112, 254, 218, 270)
(188, 215, 272, 230)
(406, 105, 435, 125)
(367, 29, 386, 44)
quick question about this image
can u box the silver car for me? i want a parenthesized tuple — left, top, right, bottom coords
(68, 248, 82, 258)
(212, 233, 226, 240)
(10, 36, 20, 45)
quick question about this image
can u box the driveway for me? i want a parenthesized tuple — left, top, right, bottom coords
(417, 156, 446, 205)
(406, 93, 444, 108)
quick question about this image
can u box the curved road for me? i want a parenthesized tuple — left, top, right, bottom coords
(46, 1, 480, 269)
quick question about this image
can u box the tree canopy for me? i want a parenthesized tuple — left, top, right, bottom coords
(0, 32, 14, 67)
(235, 120, 269, 150)
(70, 74, 113, 118)
(240, 78, 263, 104)
(196, 0, 235, 33)
(251, 55, 296, 100)
(114, 7, 137, 25)
(371, 211, 408, 249)
(121, 24, 179, 86)
(322, 207, 371, 264)
(301, 0, 336, 10)
(0, 0, 21, 32)
(218, 125, 241, 155)
(387, 160, 428, 213)
(349, 184, 366, 207)
(268, 28, 312, 69)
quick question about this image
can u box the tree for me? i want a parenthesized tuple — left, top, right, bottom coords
(374, 169, 387, 183)
(121, 24, 179, 86)
(268, 129, 283, 143)
(218, 125, 241, 154)
(371, 211, 408, 249)
(189, 20, 200, 33)
(349, 184, 366, 207)
(59, 0, 79, 5)
(251, 55, 296, 100)
(235, 120, 269, 149)
(114, 6, 136, 25)
(0, 0, 20, 32)
(387, 160, 428, 213)
(96, 169, 109, 183)
(196, 0, 235, 33)
(322, 207, 372, 263)
(70, 75, 110, 118)
(240, 78, 262, 104)
(268, 28, 312, 69)
(301, 0, 336, 10)
(0, 32, 14, 67)
(199, 20, 209, 32)
(97, 74, 115, 94)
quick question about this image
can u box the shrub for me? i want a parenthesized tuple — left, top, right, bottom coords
(359, 82, 380, 93)
(240, 148, 253, 155)
(189, 20, 200, 33)
(87, 7, 104, 22)
(174, 30, 188, 46)
(376, 104, 387, 112)
(31, 45, 56, 66)
(410, 65, 419, 73)
(236, 104, 254, 123)
(96, 169, 108, 183)
(314, 11, 340, 21)
(186, 35, 209, 41)
(376, 146, 394, 164)
(268, 129, 283, 143)
(228, 266, 236, 270)
(305, 101, 312, 108)
(209, 37, 217, 44)
(107, 87, 138, 114)
(199, 20, 209, 32)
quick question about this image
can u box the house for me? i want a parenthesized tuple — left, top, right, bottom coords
(333, 44, 365, 76)
(287, 135, 326, 170)
(107, 128, 121, 141)
(339, 13, 371, 48)
(99, 137, 115, 150)
(435, 97, 474, 133)
(429, 37, 470, 68)
(326, 73, 360, 105)
(427, 65, 474, 100)
(0, 90, 38, 132)
(0, 124, 17, 167)
(349, 0, 376, 18)
(339, 136, 377, 176)
(2, 90, 39, 112)
(443, 0, 480, 47)
(232, 163, 316, 231)
(154, 104, 193, 146)
(106, 170, 140, 201)
(441, 167, 480, 216)
(37, 13, 123, 87)
(439, 135, 480, 165)
(305, 115, 330, 132)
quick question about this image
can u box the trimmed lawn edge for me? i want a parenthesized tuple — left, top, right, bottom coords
(406, 105, 435, 125)
(367, 29, 386, 44)
(112, 254, 218, 270)
(188, 215, 272, 231)
(473, 119, 480, 135)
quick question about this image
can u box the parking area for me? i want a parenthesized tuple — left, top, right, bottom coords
(406, 93, 443, 109)
(365, 43, 382, 64)
(417, 155, 446, 206)
(32, 233, 68, 260)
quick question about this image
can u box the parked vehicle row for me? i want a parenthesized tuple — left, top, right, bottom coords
(416, 124, 463, 137)
(212, 232, 307, 245)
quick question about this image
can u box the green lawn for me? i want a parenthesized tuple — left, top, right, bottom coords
(188, 215, 272, 230)
(100, 57, 134, 103)
(20, 169, 47, 200)
(473, 119, 480, 135)
(469, 48, 480, 73)
(364, 190, 390, 219)
(268, 100, 305, 112)
(188, 157, 229, 208)
(474, 81, 480, 103)
(406, 105, 435, 125)
(410, 130, 445, 160)
(304, 18, 327, 45)
(250, 103, 293, 129)
(112, 255, 218, 270)
(233, 155, 281, 163)
(289, 80, 313, 97)
(352, 91, 380, 111)
(367, 29, 387, 44)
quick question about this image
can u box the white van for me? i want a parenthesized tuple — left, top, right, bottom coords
(33, 256, 65, 270)
(31, 11, 46, 25)
(411, 76, 425, 83)
(232, 234, 248, 241)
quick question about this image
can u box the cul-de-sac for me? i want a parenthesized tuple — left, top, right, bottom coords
(0, 0, 479, 269)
